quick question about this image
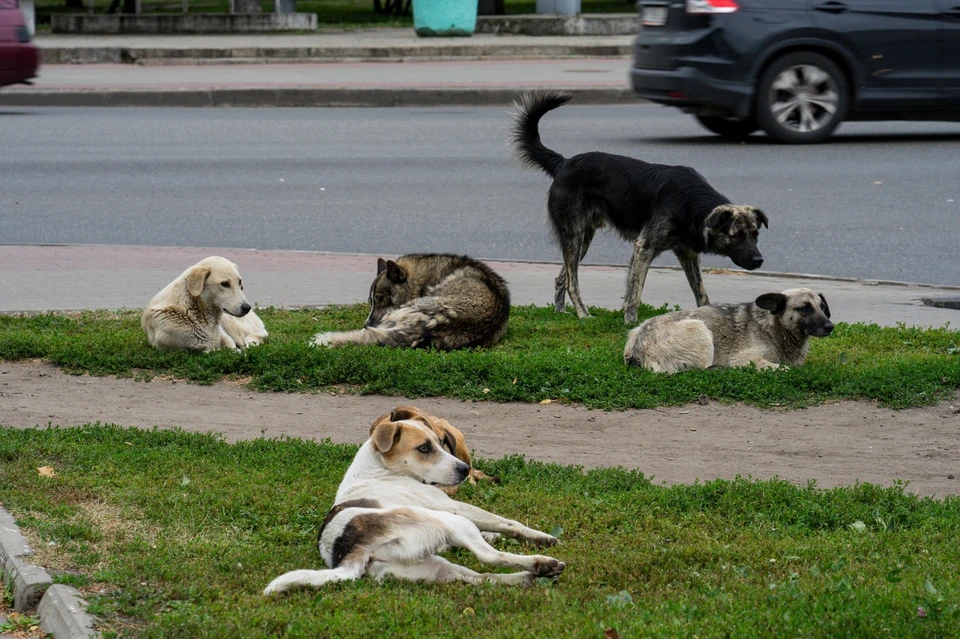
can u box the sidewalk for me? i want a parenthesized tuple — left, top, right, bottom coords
(2, 244, 958, 328)
(35, 28, 635, 64)
(0, 57, 633, 107)
(0, 26, 637, 107)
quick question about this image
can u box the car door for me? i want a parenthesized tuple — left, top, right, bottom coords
(812, 0, 941, 108)
(939, 0, 960, 104)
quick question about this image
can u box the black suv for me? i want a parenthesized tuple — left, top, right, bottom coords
(631, 0, 960, 143)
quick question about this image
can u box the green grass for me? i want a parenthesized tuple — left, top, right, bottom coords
(1, 424, 959, 638)
(35, 0, 632, 28)
(1, 305, 959, 410)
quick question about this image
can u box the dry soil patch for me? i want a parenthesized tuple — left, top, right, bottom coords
(2, 361, 959, 497)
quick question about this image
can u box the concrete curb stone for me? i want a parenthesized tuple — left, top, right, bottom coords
(39, 42, 632, 65)
(1, 508, 100, 636)
(0, 86, 637, 108)
(0, 507, 52, 613)
(38, 585, 100, 639)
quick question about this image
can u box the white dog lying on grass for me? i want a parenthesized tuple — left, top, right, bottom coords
(264, 407, 565, 593)
(141, 256, 268, 352)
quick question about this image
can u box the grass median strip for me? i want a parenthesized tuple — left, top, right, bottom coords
(1, 424, 959, 638)
(2, 305, 959, 410)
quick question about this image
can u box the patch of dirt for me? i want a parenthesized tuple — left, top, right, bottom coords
(2, 361, 959, 497)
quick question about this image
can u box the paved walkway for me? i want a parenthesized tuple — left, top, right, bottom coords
(2, 244, 957, 327)
(35, 28, 634, 62)
(0, 27, 636, 106)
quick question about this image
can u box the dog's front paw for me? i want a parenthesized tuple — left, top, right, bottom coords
(526, 531, 558, 548)
(311, 332, 334, 347)
(481, 531, 502, 543)
(531, 556, 566, 578)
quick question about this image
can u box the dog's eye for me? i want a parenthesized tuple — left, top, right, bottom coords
(800, 303, 813, 312)
(221, 281, 231, 288)
(417, 444, 431, 454)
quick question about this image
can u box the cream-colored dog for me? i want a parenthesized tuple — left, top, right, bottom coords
(142, 256, 268, 352)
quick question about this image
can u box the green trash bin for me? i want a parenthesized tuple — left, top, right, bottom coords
(414, 0, 477, 37)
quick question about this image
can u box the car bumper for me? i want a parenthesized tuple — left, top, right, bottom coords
(630, 65, 753, 118)
(0, 44, 40, 88)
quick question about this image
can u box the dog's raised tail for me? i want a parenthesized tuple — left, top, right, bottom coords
(511, 91, 572, 177)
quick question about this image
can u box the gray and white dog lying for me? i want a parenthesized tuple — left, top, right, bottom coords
(312, 253, 510, 351)
(624, 288, 833, 373)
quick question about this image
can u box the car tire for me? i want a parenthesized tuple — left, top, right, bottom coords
(694, 115, 758, 138)
(756, 52, 849, 144)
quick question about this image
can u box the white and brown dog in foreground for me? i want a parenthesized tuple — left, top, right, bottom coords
(392, 405, 497, 495)
(624, 288, 833, 373)
(263, 407, 564, 594)
(142, 256, 268, 352)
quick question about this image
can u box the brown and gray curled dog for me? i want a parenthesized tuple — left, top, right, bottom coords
(624, 288, 833, 373)
(312, 253, 510, 351)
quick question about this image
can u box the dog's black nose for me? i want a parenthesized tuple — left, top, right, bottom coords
(240, 303, 252, 316)
(748, 256, 764, 269)
(822, 321, 834, 335)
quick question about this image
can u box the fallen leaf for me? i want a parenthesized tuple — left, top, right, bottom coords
(37, 466, 55, 477)
(512, 377, 518, 385)
(462, 607, 475, 616)
(604, 630, 620, 639)
(539, 399, 552, 405)
(482, 388, 490, 394)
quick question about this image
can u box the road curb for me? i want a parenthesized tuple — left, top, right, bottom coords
(0, 507, 52, 613)
(38, 585, 100, 639)
(0, 86, 637, 108)
(39, 42, 633, 65)
(0, 507, 100, 637)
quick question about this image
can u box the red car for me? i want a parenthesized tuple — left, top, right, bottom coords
(0, 0, 39, 88)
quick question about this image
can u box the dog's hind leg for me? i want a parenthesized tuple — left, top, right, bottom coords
(562, 241, 593, 319)
(371, 555, 535, 587)
(553, 226, 596, 314)
(623, 236, 657, 324)
(553, 264, 568, 313)
(676, 249, 709, 307)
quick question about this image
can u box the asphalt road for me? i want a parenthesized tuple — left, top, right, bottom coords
(2, 105, 959, 285)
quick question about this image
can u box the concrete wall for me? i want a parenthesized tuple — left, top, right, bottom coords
(51, 13, 318, 34)
(476, 13, 637, 36)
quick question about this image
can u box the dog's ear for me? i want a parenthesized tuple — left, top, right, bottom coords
(755, 293, 787, 316)
(818, 293, 831, 318)
(370, 416, 402, 454)
(377, 258, 387, 275)
(185, 266, 211, 297)
(705, 206, 734, 232)
(385, 260, 408, 284)
(389, 406, 421, 422)
(753, 208, 769, 229)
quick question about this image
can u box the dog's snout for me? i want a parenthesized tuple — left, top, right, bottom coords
(822, 321, 834, 335)
(748, 256, 764, 270)
(240, 303, 252, 316)
(456, 462, 470, 480)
